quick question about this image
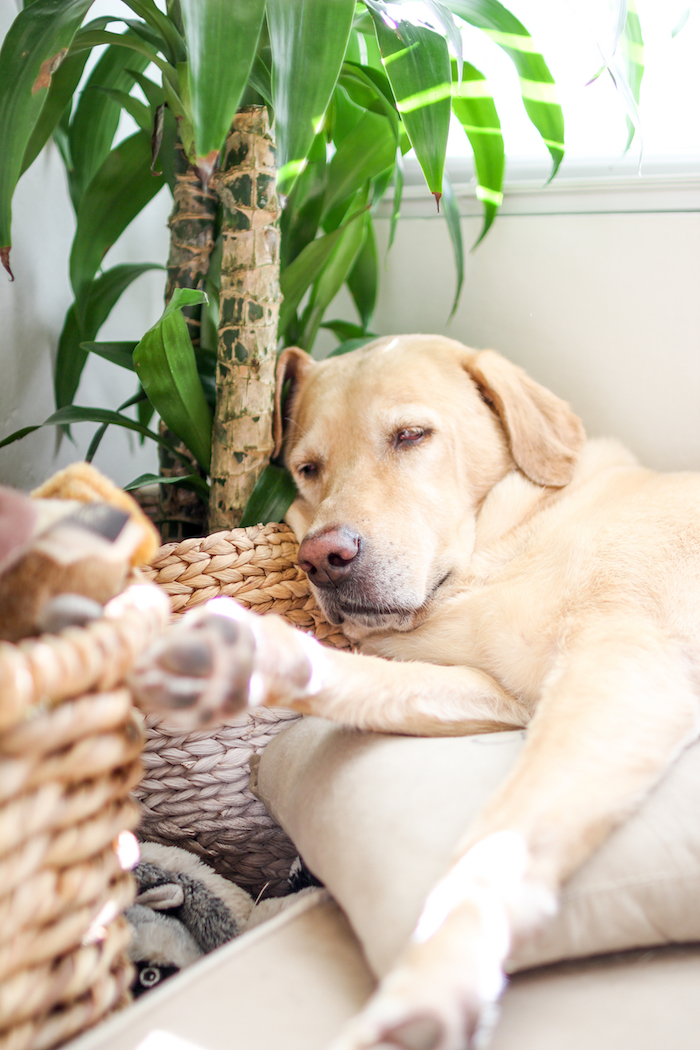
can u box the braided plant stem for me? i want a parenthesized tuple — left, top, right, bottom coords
(208, 107, 281, 530)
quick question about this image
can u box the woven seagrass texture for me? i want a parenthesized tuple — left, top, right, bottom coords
(0, 583, 169, 1050)
(138, 524, 352, 895)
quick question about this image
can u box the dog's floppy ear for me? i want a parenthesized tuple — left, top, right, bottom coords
(272, 347, 316, 459)
(464, 350, 585, 487)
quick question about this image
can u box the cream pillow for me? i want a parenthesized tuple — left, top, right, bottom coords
(254, 719, 700, 978)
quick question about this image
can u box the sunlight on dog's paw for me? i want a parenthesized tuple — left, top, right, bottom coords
(330, 931, 502, 1050)
(332, 998, 496, 1050)
(128, 600, 256, 725)
(382, 1015, 444, 1050)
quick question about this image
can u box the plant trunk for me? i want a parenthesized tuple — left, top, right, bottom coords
(208, 106, 280, 530)
(158, 140, 217, 541)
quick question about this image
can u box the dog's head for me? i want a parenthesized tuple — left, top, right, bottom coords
(274, 335, 584, 638)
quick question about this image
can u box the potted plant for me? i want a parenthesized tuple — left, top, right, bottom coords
(0, 0, 640, 537)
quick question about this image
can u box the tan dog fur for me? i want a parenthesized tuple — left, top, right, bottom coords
(136, 335, 700, 1050)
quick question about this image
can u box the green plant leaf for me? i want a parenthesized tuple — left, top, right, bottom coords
(328, 335, 379, 357)
(69, 131, 165, 307)
(0, 424, 45, 450)
(85, 388, 146, 462)
(137, 394, 156, 436)
(0, 405, 187, 464)
(125, 68, 165, 108)
(444, 0, 564, 178)
(371, 163, 394, 207)
(347, 214, 378, 329)
(122, 0, 186, 65)
(268, 0, 356, 196)
(67, 34, 150, 210)
(68, 27, 170, 74)
(124, 471, 210, 498)
(93, 87, 152, 135)
(339, 61, 400, 125)
(324, 109, 397, 217)
(81, 340, 139, 370)
(21, 49, 88, 175)
(388, 144, 404, 251)
(451, 61, 504, 246)
(157, 103, 178, 191)
(278, 206, 366, 338)
(56, 262, 163, 410)
(162, 286, 208, 318)
(0, 0, 95, 275)
(239, 464, 297, 528)
(672, 7, 691, 37)
(423, 0, 465, 78)
(180, 0, 265, 163)
(247, 52, 273, 107)
(621, 0, 644, 153)
(301, 185, 369, 351)
(331, 83, 365, 146)
(279, 131, 328, 270)
(441, 171, 464, 318)
(321, 319, 378, 342)
(372, 10, 451, 203)
(133, 289, 212, 472)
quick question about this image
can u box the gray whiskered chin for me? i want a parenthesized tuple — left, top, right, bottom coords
(311, 572, 452, 636)
(309, 586, 418, 632)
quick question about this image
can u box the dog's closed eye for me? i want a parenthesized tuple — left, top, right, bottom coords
(394, 427, 430, 449)
(296, 462, 320, 479)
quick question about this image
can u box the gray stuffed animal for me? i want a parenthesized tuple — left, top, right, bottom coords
(126, 842, 255, 997)
(126, 842, 318, 997)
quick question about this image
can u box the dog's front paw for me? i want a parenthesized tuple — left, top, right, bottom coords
(128, 597, 324, 724)
(332, 969, 497, 1050)
(128, 599, 257, 725)
(331, 900, 507, 1050)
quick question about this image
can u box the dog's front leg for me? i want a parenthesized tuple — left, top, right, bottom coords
(330, 614, 700, 1050)
(128, 597, 529, 733)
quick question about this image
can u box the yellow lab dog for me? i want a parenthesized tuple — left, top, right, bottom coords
(133, 335, 700, 1050)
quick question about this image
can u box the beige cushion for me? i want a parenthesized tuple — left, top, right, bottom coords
(66, 888, 700, 1050)
(254, 719, 700, 977)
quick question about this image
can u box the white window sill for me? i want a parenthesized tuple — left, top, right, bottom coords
(381, 155, 700, 218)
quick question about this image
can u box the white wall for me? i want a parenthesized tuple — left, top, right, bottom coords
(372, 204, 700, 472)
(0, 0, 169, 491)
(0, 137, 169, 490)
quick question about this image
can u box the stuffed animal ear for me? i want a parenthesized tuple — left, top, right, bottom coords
(31, 461, 160, 566)
(463, 350, 585, 487)
(136, 883, 186, 910)
(272, 347, 316, 459)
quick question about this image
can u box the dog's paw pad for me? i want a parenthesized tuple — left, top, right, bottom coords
(382, 1016, 443, 1050)
(158, 636, 214, 678)
(128, 602, 257, 724)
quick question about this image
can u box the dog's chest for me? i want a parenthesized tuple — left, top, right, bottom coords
(365, 561, 567, 705)
(436, 573, 564, 702)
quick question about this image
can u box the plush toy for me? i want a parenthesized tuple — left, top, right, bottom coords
(0, 462, 159, 641)
(125, 842, 318, 997)
(125, 842, 254, 996)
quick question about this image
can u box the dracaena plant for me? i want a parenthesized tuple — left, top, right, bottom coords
(0, 0, 640, 535)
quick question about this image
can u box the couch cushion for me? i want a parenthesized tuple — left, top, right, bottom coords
(65, 887, 700, 1050)
(254, 720, 700, 977)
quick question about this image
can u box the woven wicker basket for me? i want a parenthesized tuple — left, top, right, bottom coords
(0, 582, 168, 1050)
(138, 523, 350, 895)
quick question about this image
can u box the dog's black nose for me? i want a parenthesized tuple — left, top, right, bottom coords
(298, 527, 360, 587)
